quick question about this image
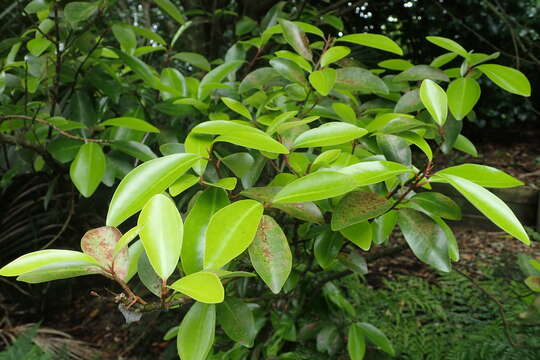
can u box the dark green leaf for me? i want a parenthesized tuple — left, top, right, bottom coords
(332, 191, 393, 230)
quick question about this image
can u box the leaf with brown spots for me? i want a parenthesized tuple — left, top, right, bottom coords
(331, 191, 393, 231)
(81, 226, 129, 280)
(248, 215, 292, 294)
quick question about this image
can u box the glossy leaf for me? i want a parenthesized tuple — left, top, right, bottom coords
(393, 65, 449, 82)
(239, 67, 279, 93)
(398, 208, 451, 272)
(184, 133, 213, 176)
(70, 143, 106, 198)
(332, 191, 393, 230)
(477, 64, 531, 96)
(137, 251, 161, 297)
(169, 174, 199, 196)
(217, 297, 257, 347)
(111, 141, 157, 162)
(199, 60, 244, 99)
(335, 67, 389, 94)
(204, 200, 264, 269)
(293, 122, 367, 148)
(81, 226, 128, 280)
(138, 194, 183, 280)
(107, 153, 199, 227)
(356, 322, 395, 356)
(447, 78, 481, 120)
(116, 51, 158, 87)
(314, 229, 343, 269)
(102, 117, 160, 133)
(338, 33, 403, 55)
(309, 68, 336, 96)
(177, 303, 215, 360)
(279, 19, 312, 61)
(405, 192, 461, 220)
(205, 177, 237, 190)
(154, 0, 185, 24)
(420, 79, 448, 126)
(269, 58, 307, 85)
(249, 215, 292, 294)
(182, 187, 230, 275)
(221, 97, 251, 120)
(339, 161, 412, 186)
(348, 324, 366, 360)
(377, 133, 411, 165)
(378, 59, 414, 71)
(321, 46, 351, 67)
(453, 134, 478, 157)
(436, 174, 529, 244)
(340, 222, 372, 251)
(64, 1, 98, 24)
(436, 164, 523, 188)
(373, 210, 398, 245)
(426, 36, 468, 58)
(114, 226, 140, 256)
(16, 260, 102, 283)
(173, 52, 211, 71)
(169, 271, 224, 303)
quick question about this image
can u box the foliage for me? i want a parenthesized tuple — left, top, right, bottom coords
(0, 1, 535, 359)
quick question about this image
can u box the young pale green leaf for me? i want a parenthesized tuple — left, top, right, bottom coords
(204, 177, 237, 190)
(217, 297, 257, 347)
(293, 122, 367, 148)
(311, 149, 342, 171)
(64, 1, 98, 24)
(70, 143, 106, 198)
(314, 229, 343, 269)
(0, 250, 99, 277)
(420, 79, 448, 126)
(278, 19, 312, 61)
(173, 52, 211, 72)
(169, 271, 224, 303)
(81, 226, 128, 280)
(453, 134, 478, 157)
(221, 97, 251, 120)
(430, 52, 458, 68)
(436, 164, 523, 188)
(426, 36, 468, 58)
(320, 46, 351, 67)
(138, 194, 183, 280)
(182, 187, 229, 275)
(338, 33, 403, 55)
(309, 68, 336, 96)
(154, 0, 185, 24)
(378, 59, 414, 71)
(27, 38, 51, 56)
(447, 78, 481, 120)
(266, 111, 299, 135)
(275, 49, 313, 72)
(169, 174, 199, 196)
(273, 171, 357, 203)
(163, 326, 179, 341)
(332, 103, 356, 123)
(436, 174, 529, 244)
(477, 64, 531, 96)
(335, 67, 389, 94)
(101, 117, 160, 133)
(398, 208, 451, 272)
(405, 192, 461, 220)
(177, 303, 215, 360)
(114, 226, 140, 256)
(199, 60, 244, 99)
(340, 222, 372, 251)
(248, 215, 292, 294)
(348, 324, 367, 360)
(339, 161, 412, 186)
(16, 260, 102, 284)
(204, 200, 264, 269)
(269, 58, 307, 85)
(356, 322, 395, 356)
(393, 65, 449, 82)
(106, 153, 199, 227)
(184, 133, 212, 176)
(332, 191, 394, 230)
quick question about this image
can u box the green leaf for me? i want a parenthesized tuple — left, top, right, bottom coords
(426, 36, 468, 58)
(430, 52, 458, 68)
(332, 103, 356, 123)
(115, 50, 158, 87)
(436, 164, 523, 188)
(377, 134, 411, 165)
(273, 171, 357, 203)
(177, 303, 215, 360)
(173, 52, 211, 71)
(185, 133, 213, 176)
(0, 250, 99, 277)
(314, 229, 343, 269)
(398, 208, 451, 271)
(114, 226, 140, 256)
(169, 174, 199, 196)
(182, 188, 230, 275)
(321, 46, 351, 67)
(436, 174, 529, 244)
(311, 149, 342, 171)
(248, 215, 292, 294)
(81, 226, 128, 280)
(348, 324, 366, 360)
(160, 143, 185, 156)
(138, 194, 183, 280)
(397, 131, 432, 160)
(64, 1, 98, 24)
(101, 117, 159, 133)
(335, 67, 389, 94)
(338, 33, 403, 55)
(221, 152, 259, 188)
(25, 0, 49, 14)
(447, 78, 481, 120)
(128, 24, 166, 45)
(378, 59, 414, 71)
(266, 111, 299, 135)
(269, 58, 307, 85)
(67, 90, 97, 127)
(27, 38, 51, 56)
(525, 276, 540, 292)
(205, 177, 237, 190)
(204, 200, 264, 269)
(453, 134, 478, 157)
(477, 64, 531, 96)
(199, 60, 244, 99)
(339, 161, 412, 186)
(340, 222, 372, 251)
(221, 97, 251, 120)
(373, 210, 397, 245)
(112, 24, 136, 54)
(154, 0, 185, 24)
(215, 131, 289, 154)
(160, 67, 187, 99)
(293, 122, 367, 148)
(239, 67, 279, 94)
(138, 250, 162, 297)
(107, 153, 199, 227)
(70, 143, 106, 198)
(111, 141, 157, 162)
(395, 89, 422, 114)
(16, 261, 102, 283)
(309, 68, 336, 96)
(169, 271, 224, 303)
(420, 79, 448, 126)
(217, 297, 257, 347)
(393, 65, 449, 82)
(275, 50, 313, 72)
(164, 326, 179, 341)
(356, 322, 395, 356)
(432, 216, 459, 262)
(332, 191, 393, 230)
(278, 19, 312, 61)
(405, 192, 461, 220)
